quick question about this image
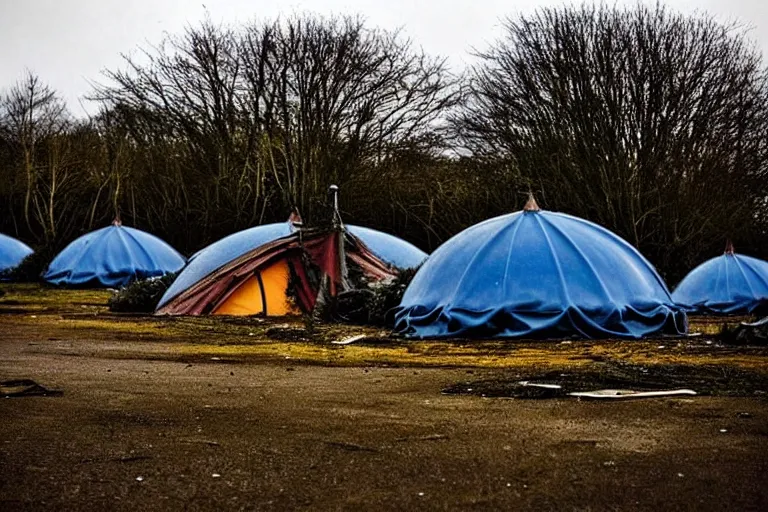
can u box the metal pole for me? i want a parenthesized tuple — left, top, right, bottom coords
(329, 184, 340, 228)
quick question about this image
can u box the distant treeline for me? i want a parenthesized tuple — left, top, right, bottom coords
(1, 3, 767, 284)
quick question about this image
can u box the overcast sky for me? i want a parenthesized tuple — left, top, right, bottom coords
(2, 0, 767, 116)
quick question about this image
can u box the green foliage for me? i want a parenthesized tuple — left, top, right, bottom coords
(365, 267, 418, 326)
(335, 266, 418, 327)
(107, 273, 178, 313)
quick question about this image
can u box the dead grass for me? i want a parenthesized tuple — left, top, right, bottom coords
(2, 284, 767, 372)
(0, 283, 110, 313)
(687, 315, 755, 335)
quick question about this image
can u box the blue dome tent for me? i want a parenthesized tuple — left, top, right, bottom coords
(672, 242, 768, 315)
(394, 196, 687, 339)
(44, 221, 186, 288)
(0, 233, 33, 277)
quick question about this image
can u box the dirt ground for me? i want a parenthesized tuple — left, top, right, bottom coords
(1, 285, 767, 511)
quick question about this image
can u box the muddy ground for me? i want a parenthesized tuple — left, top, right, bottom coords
(1, 285, 767, 511)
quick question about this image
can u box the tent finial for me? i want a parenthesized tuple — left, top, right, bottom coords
(288, 208, 303, 228)
(724, 239, 735, 255)
(112, 213, 122, 226)
(523, 192, 541, 212)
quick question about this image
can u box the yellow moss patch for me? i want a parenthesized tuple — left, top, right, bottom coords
(688, 315, 757, 335)
(53, 318, 168, 336)
(0, 283, 110, 313)
(168, 341, 596, 369)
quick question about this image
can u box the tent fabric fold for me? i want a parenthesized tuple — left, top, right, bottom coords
(394, 209, 687, 340)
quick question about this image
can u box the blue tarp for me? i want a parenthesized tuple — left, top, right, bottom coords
(394, 209, 687, 339)
(0, 233, 33, 276)
(346, 225, 427, 269)
(156, 222, 428, 311)
(44, 224, 186, 288)
(672, 253, 768, 315)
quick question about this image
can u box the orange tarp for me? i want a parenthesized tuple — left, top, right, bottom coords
(213, 259, 297, 316)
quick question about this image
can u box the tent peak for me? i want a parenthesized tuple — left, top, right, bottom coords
(288, 209, 303, 228)
(523, 193, 541, 212)
(112, 215, 122, 227)
(724, 239, 735, 255)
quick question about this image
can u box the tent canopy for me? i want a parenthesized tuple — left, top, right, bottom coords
(394, 198, 686, 339)
(44, 222, 186, 288)
(672, 245, 768, 315)
(0, 233, 33, 276)
(157, 219, 426, 313)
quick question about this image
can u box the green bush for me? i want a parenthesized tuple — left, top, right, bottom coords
(108, 273, 178, 313)
(1, 248, 57, 283)
(365, 267, 419, 326)
(335, 266, 419, 327)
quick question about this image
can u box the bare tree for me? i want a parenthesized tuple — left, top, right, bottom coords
(454, 3, 768, 280)
(92, 18, 251, 240)
(240, 15, 458, 217)
(93, 14, 458, 236)
(0, 71, 69, 235)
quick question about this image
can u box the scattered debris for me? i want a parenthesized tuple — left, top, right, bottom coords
(443, 363, 768, 399)
(331, 334, 367, 345)
(518, 381, 562, 389)
(1, 379, 63, 398)
(136, 476, 144, 482)
(570, 389, 696, 400)
(720, 317, 768, 346)
(212, 473, 221, 478)
(445, 379, 566, 399)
